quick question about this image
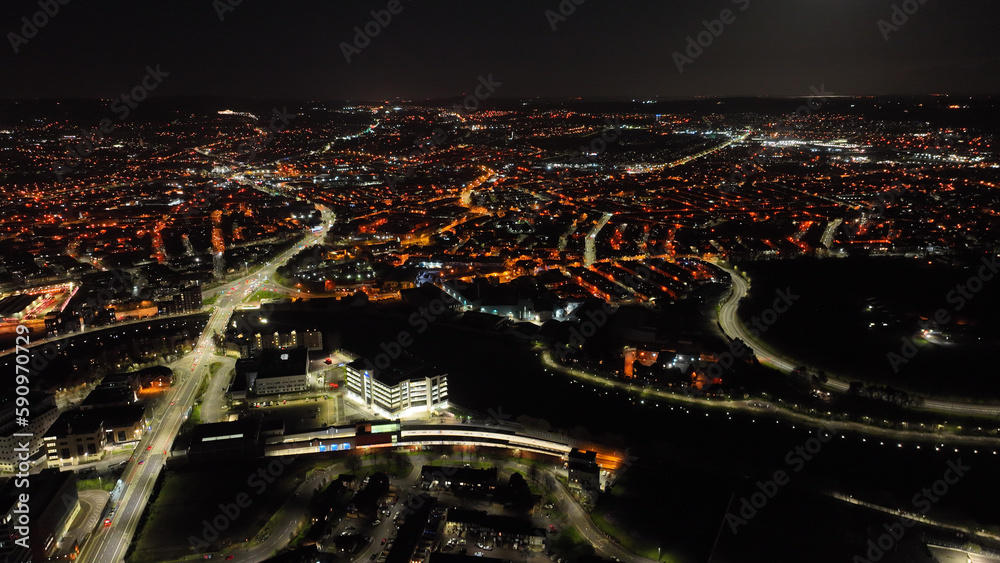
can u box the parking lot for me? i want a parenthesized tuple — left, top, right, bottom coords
(317, 470, 565, 563)
(246, 396, 338, 431)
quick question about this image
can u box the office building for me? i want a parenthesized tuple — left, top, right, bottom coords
(344, 355, 448, 419)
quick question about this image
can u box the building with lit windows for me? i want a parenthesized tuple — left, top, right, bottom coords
(343, 356, 448, 419)
(0, 392, 58, 474)
(43, 411, 106, 467)
(155, 282, 203, 315)
(252, 329, 323, 353)
(0, 469, 78, 562)
(567, 449, 600, 489)
(42, 406, 147, 467)
(242, 347, 310, 396)
(442, 509, 546, 552)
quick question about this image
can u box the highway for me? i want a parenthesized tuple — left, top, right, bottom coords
(713, 263, 1000, 418)
(77, 211, 334, 563)
(624, 133, 744, 174)
(715, 264, 798, 374)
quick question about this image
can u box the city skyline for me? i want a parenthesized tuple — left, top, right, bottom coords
(3, 2, 1000, 563)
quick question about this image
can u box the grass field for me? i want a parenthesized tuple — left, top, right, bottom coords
(246, 289, 286, 303)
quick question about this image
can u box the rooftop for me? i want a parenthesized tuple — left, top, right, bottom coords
(257, 347, 309, 379)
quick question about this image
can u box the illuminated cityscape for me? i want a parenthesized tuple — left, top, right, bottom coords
(2, 2, 1000, 563)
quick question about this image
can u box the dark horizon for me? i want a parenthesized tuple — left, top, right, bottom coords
(4, 3, 1000, 559)
(4, 92, 1000, 103)
(3, 0, 1000, 101)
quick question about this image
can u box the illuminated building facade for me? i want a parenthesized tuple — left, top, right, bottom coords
(344, 357, 448, 419)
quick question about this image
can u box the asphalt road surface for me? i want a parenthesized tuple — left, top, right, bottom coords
(77, 213, 332, 563)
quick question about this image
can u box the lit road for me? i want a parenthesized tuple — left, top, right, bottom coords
(584, 213, 613, 267)
(715, 264, 798, 374)
(713, 263, 1000, 418)
(546, 468, 653, 562)
(539, 350, 1000, 449)
(928, 545, 1000, 563)
(624, 133, 744, 174)
(828, 491, 1000, 546)
(77, 211, 334, 563)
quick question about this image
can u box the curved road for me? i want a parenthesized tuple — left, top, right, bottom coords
(716, 266, 797, 374)
(540, 351, 1000, 448)
(713, 263, 1000, 418)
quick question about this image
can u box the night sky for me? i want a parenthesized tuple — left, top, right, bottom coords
(2, 0, 999, 101)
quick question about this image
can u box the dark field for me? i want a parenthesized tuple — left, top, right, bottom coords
(736, 256, 1000, 400)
